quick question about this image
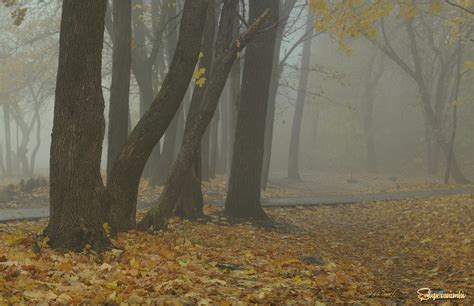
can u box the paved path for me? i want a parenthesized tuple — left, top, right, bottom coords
(0, 187, 471, 222)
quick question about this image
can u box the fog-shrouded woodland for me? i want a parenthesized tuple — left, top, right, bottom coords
(0, 0, 473, 304)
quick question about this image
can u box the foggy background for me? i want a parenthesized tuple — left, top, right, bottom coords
(1, 0, 473, 186)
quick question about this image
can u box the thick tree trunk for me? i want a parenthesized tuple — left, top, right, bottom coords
(288, 10, 313, 180)
(107, 0, 132, 178)
(3, 104, 12, 177)
(138, 1, 271, 230)
(225, 0, 278, 219)
(107, 0, 209, 233)
(46, 0, 109, 251)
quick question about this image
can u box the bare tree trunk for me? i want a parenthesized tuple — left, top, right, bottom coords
(138, 0, 270, 230)
(0, 144, 4, 177)
(46, 0, 109, 251)
(262, 0, 298, 189)
(3, 104, 12, 177)
(201, 126, 211, 181)
(209, 103, 219, 179)
(360, 50, 384, 173)
(445, 44, 463, 184)
(107, 0, 131, 178)
(10, 105, 36, 177)
(174, 0, 217, 217)
(225, 0, 279, 219)
(218, 90, 229, 174)
(29, 105, 41, 176)
(226, 14, 241, 179)
(288, 10, 313, 180)
(107, 0, 209, 233)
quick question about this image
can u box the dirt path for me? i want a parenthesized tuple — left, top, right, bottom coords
(1, 186, 471, 222)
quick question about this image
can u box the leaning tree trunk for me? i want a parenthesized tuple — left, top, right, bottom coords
(288, 10, 313, 181)
(225, 0, 279, 219)
(46, 0, 109, 251)
(107, 0, 132, 178)
(107, 0, 209, 233)
(138, 0, 271, 230)
(174, 0, 217, 218)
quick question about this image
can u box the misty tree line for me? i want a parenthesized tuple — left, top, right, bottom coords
(1, 0, 473, 251)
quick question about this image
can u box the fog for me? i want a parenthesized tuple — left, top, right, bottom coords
(1, 0, 473, 187)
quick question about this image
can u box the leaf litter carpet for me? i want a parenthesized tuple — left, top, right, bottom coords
(0, 195, 472, 304)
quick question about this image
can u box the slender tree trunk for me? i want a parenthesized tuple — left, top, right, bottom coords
(9, 106, 35, 177)
(107, 0, 132, 178)
(3, 104, 12, 177)
(445, 44, 463, 184)
(226, 10, 241, 179)
(225, 0, 279, 219)
(46, 0, 109, 251)
(288, 10, 313, 180)
(0, 144, 4, 177)
(107, 0, 209, 233)
(138, 0, 270, 230)
(209, 103, 219, 179)
(261, 0, 298, 189)
(361, 51, 383, 173)
(29, 105, 41, 176)
(218, 90, 229, 174)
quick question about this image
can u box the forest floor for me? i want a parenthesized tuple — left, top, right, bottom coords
(0, 194, 472, 304)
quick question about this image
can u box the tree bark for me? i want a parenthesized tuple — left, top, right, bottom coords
(29, 104, 41, 176)
(225, 0, 279, 219)
(0, 144, 4, 177)
(174, 0, 218, 218)
(138, 0, 271, 230)
(201, 126, 211, 181)
(46, 0, 109, 251)
(217, 90, 229, 174)
(3, 104, 12, 177)
(287, 10, 313, 180)
(209, 103, 219, 179)
(107, 0, 132, 178)
(107, 0, 209, 233)
(261, 0, 297, 189)
(226, 11, 241, 178)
